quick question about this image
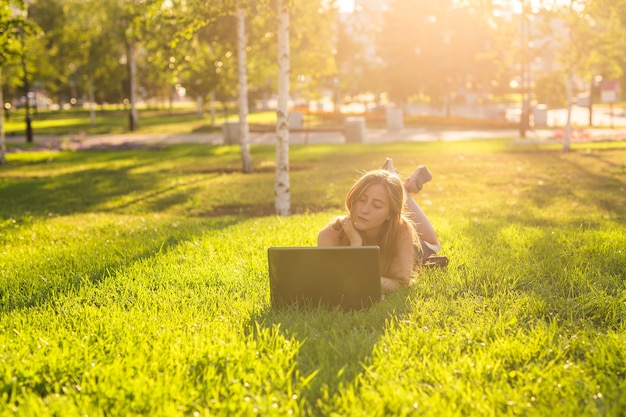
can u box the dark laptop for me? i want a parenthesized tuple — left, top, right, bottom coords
(267, 246, 381, 311)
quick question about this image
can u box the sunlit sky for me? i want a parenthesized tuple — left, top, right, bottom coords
(337, 0, 354, 13)
(337, 0, 571, 14)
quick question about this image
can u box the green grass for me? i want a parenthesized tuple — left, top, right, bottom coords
(5, 101, 626, 139)
(1, 139, 625, 416)
(3, 105, 525, 139)
(3, 106, 273, 137)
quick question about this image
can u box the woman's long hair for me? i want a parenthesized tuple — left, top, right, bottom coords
(335, 169, 418, 275)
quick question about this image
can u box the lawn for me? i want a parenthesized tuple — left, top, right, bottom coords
(3, 106, 268, 137)
(0, 139, 625, 416)
(3, 105, 522, 139)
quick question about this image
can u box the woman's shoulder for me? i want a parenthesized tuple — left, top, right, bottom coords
(317, 216, 344, 246)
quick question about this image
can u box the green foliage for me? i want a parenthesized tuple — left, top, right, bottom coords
(378, 0, 494, 105)
(1, 140, 625, 415)
(0, 2, 21, 67)
(534, 71, 566, 107)
(0, 0, 40, 90)
(4, 0, 626, 112)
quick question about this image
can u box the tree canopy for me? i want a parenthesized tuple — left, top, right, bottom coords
(1, 0, 625, 111)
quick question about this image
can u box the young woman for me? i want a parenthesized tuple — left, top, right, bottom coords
(317, 159, 441, 294)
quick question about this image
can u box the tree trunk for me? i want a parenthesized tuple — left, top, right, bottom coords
(210, 91, 216, 126)
(237, 6, 253, 173)
(563, 73, 572, 152)
(196, 95, 204, 119)
(127, 36, 139, 131)
(275, 0, 291, 216)
(563, 0, 573, 153)
(0, 68, 6, 165)
(88, 78, 96, 127)
(589, 74, 593, 127)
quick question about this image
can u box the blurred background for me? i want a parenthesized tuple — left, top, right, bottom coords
(1, 0, 624, 133)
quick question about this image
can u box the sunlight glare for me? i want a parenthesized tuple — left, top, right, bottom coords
(337, 0, 354, 13)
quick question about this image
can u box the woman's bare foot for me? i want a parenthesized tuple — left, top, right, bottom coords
(381, 157, 398, 174)
(404, 166, 432, 194)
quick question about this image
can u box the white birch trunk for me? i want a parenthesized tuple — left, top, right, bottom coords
(237, 7, 253, 173)
(0, 67, 6, 165)
(275, 0, 291, 216)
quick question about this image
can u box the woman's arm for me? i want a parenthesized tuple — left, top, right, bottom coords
(381, 277, 405, 294)
(381, 225, 415, 293)
(317, 216, 363, 247)
(319, 217, 413, 295)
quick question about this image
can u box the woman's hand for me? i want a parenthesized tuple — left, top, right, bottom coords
(381, 276, 406, 294)
(341, 215, 363, 246)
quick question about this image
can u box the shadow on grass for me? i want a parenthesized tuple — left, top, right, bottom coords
(407, 147, 625, 334)
(446, 203, 624, 333)
(248, 291, 411, 414)
(0, 144, 331, 219)
(554, 151, 625, 216)
(1, 146, 238, 216)
(1, 166, 192, 217)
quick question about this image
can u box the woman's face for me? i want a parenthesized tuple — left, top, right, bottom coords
(351, 183, 391, 236)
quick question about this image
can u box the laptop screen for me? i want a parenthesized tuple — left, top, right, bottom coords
(267, 246, 381, 311)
